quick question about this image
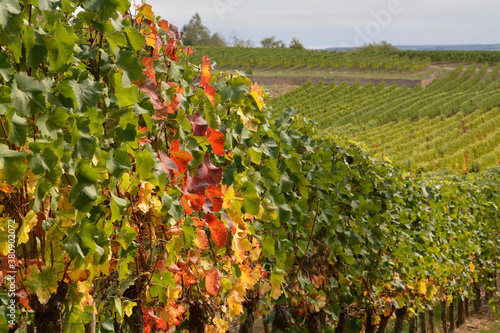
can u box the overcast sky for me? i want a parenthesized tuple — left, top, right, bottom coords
(143, 0, 500, 49)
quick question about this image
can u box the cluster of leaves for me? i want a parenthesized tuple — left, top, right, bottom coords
(0, 1, 499, 333)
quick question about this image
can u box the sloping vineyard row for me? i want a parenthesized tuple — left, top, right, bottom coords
(269, 64, 500, 174)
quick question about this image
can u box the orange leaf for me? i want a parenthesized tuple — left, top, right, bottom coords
(204, 84, 216, 107)
(200, 56, 212, 86)
(136, 4, 155, 22)
(158, 19, 175, 38)
(205, 267, 222, 296)
(195, 229, 209, 250)
(192, 217, 206, 227)
(207, 185, 223, 212)
(170, 140, 193, 174)
(207, 128, 225, 156)
(158, 303, 186, 329)
(0, 182, 17, 194)
(206, 213, 227, 248)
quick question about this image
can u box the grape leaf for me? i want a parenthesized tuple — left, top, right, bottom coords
(206, 213, 227, 248)
(205, 267, 221, 296)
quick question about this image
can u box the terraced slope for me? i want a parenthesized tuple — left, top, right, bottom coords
(268, 63, 500, 174)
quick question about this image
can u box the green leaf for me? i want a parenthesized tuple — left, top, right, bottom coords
(74, 134, 97, 160)
(28, 147, 58, 175)
(111, 72, 138, 107)
(117, 221, 137, 250)
(242, 184, 260, 215)
(82, 0, 130, 20)
(24, 265, 58, 304)
(27, 28, 48, 69)
(0, 52, 11, 81)
(262, 235, 275, 258)
(46, 20, 78, 72)
(67, 76, 101, 111)
(0, 0, 21, 28)
(124, 27, 145, 51)
(218, 82, 249, 105)
(106, 149, 132, 178)
(7, 113, 27, 146)
(0, 85, 12, 114)
(68, 162, 99, 211)
(248, 147, 262, 165)
(134, 149, 155, 181)
(11, 72, 47, 116)
(0, 147, 27, 187)
(115, 49, 142, 88)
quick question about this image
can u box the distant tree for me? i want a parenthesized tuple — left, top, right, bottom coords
(289, 37, 305, 50)
(182, 13, 227, 46)
(210, 32, 227, 47)
(229, 33, 255, 47)
(358, 40, 398, 52)
(261, 36, 286, 48)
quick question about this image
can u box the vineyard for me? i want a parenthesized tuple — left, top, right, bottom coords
(189, 47, 432, 73)
(188, 47, 500, 74)
(0, 1, 499, 333)
(269, 62, 500, 174)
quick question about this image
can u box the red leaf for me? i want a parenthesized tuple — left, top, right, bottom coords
(197, 155, 223, 185)
(165, 39, 178, 62)
(204, 84, 216, 107)
(207, 185, 223, 212)
(200, 56, 212, 86)
(182, 193, 205, 213)
(143, 306, 167, 333)
(158, 150, 178, 178)
(207, 128, 225, 156)
(206, 213, 227, 248)
(184, 175, 208, 195)
(170, 140, 193, 174)
(205, 267, 222, 296)
(190, 113, 209, 136)
(142, 57, 155, 80)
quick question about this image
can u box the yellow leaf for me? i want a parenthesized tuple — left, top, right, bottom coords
(166, 286, 182, 304)
(227, 294, 243, 319)
(18, 211, 37, 244)
(137, 182, 154, 213)
(68, 268, 90, 283)
(222, 186, 239, 210)
(418, 280, 426, 295)
(214, 317, 229, 332)
(270, 279, 282, 300)
(250, 83, 264, 110)
(123, 300, 136, 317)
(469, 262, 475, 272)
(249, 238, 261, 262)
(77, 280, 93, 294)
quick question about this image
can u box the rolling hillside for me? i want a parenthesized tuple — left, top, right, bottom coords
(268, 63, 500, 174)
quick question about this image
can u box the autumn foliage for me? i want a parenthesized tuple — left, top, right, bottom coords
(0, 1, 499, 333)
